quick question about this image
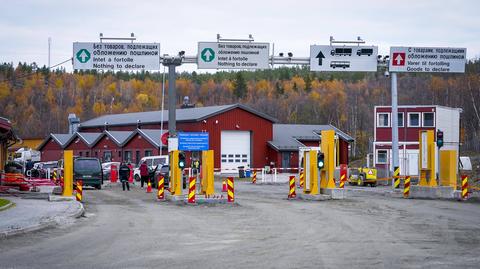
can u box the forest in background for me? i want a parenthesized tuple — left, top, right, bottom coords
(0, 60, 479, 159)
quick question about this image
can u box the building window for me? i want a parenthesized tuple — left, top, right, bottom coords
(408, 113, 420, 127)
(124, 151, 132, 162)
(377, 113, 390, 127)
(103, 151, 112, 162)
(377, 150, 388, 164)
(86, 152, 90, 157)
(79, 151, 83, 157)
(145, 150, 153, 157)
(95, 151, 98, 157)
(423, 112, 435, 127)
(398, 113, 404, 127)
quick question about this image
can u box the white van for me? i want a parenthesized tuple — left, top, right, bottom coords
(133, 155, 169, 181)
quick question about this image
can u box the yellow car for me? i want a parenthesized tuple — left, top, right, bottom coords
(348, 168, 378, 187)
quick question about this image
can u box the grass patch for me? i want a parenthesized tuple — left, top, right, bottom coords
(0, 198, 11, 208)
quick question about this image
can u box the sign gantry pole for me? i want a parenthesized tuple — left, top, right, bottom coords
(391, 71, 400, 187)
(162, 56, 183, 138)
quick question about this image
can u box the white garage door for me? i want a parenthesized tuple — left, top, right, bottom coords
(221, 131, 251, 170)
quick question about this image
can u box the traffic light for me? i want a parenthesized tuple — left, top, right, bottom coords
(178, 152, 186, 169)
(317, 152, 325, 169)
(436, 130, 444, 148)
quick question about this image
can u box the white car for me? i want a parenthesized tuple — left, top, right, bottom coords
(134, 155, 169, 181)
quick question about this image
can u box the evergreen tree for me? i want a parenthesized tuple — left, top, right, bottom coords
(233, 72, 247, 99)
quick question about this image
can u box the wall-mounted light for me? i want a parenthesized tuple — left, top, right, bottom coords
(215, 120, 219, 124)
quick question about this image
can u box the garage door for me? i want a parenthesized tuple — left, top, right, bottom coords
(221, 131, 250, 170)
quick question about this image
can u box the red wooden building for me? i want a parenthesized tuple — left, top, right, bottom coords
(38, 104, 354, 169)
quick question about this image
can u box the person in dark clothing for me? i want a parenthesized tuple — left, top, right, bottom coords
(25, 159, 34, 176)
(119, 162, 130, 191)
(139, 161, 149, 188)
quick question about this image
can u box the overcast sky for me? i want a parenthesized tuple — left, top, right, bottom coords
(1, 0, 479, 72)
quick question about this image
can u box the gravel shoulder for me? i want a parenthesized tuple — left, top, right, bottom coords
(0, 182, 478, 269)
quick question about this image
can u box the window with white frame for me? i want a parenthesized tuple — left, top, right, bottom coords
(377, 113, 390, 127)
(423, 112, 435, 127)
(408, 113, 420, 127)
(377, 150, 388, 164)
(398, 113, 404, 127)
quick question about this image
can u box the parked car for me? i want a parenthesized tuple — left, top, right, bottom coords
(101, 162, 120, 181)
(134, 155, 169, 181)
(74, 157, 103, 189)
(30, 161, 60, 178)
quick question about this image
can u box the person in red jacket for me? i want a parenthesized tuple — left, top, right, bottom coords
(139, 161, 149, 188)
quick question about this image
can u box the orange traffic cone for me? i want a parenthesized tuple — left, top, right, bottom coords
(222, 179, 227, 192)
(146, 180, 152, 193)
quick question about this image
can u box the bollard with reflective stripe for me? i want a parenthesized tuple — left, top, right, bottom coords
(188, 177, 196, 204)
(339, 164, 347, 189)
(157, 175, 165, 200)
(299, 172, 304, 188)
(339, 174, 345, 189)
(53, 170, 58, 184)
(76, 180, 83, 202)
(403, 176, 410, 198)
(393, 167, 400, 189)
(288, 176, 296, 199)
(461, 175, 468, 200)
(227, 177, 234, 203)
(252, 171, 257, 184)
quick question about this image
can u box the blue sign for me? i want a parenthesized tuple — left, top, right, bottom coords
(178, 132, 209, 151)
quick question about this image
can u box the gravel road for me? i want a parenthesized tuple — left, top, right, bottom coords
(0, 182, 479, 269)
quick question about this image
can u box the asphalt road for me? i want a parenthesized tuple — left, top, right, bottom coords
(0, 182, 479, 269)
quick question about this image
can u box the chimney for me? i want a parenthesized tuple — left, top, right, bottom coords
(68, 113, 80, 134)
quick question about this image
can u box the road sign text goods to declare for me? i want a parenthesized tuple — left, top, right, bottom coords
(73, 42, 160, 71)
(197, 42, 270, 70)
(389, 46, 466, 73)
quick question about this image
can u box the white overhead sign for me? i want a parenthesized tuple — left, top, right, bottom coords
(197, 42, 270, 69)
(389, 46, 466, 73)
(73, 42, 160, 71)
(310, 45, 378, 72)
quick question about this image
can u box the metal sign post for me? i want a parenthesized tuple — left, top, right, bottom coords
(162, 56, 183, 138)
(391, 72, 399, 187)
(388, 46, 466, 188)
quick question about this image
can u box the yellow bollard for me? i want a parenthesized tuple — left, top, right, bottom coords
(63, 150, 73, 197)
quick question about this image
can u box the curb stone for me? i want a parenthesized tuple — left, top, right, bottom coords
(0, 200, 85, 239)
(0, 201, 15, 212)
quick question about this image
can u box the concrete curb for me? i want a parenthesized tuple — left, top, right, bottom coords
(0, 201, 85, 239)
(0, 201, 15, 212)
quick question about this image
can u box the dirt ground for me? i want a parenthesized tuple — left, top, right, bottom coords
(0, 181, 479, 269)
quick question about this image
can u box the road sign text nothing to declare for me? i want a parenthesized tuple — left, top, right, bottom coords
(197, 42, 270, 69)
(178, 132, 209, 151)
(73, 42, 160, 71)
(389, 46, 466, 73)
(310, 45, 378, 72)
